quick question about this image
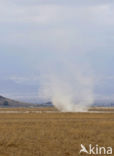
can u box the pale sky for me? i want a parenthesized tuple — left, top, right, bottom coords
(0, 0, 114, 103)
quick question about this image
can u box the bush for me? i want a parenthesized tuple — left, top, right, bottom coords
(3, 101, 9, 106)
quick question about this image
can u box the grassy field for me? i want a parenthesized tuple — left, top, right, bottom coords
(0, 109, 113, 156)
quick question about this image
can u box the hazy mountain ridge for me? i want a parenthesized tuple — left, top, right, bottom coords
(0, 95, 52, 107)
(0, 95, 114, 108)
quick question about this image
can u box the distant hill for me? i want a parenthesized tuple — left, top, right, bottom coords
(0, 95, 52, 108)
(0, 95, 32, 107)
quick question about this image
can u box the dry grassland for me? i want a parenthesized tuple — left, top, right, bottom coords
(0, 109, 113, 156)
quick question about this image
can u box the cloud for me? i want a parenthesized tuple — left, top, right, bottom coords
(0, 0, 114, 26)
(0, 1, 114, 51)
(0, 0, 114, 105)
(3, 0, 114, 7)
(9, 75, 40, 85)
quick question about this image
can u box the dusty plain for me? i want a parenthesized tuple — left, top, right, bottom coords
(0, 107, 113, 156)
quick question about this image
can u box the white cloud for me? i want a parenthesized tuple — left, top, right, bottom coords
(0, 0, 114, 103)
(0, 1, 114, 51)
(9, 76, 40, 84)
